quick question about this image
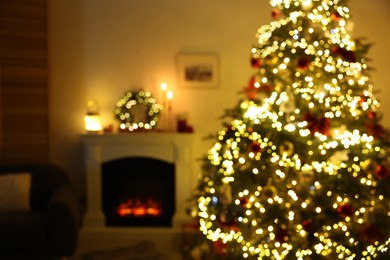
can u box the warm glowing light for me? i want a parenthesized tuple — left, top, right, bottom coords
(117, 199, 162, 217)
(84, 115, 102, 132)
(160, 82, 167, 91)
(194, 0, 389, 258)
(84, 100, 102, 132)
(167, 90, 173, 100)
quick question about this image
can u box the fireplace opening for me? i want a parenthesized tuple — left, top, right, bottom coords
(102, 157, 175, 227)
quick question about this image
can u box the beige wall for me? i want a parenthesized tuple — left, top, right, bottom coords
(49, 0, 390, 195)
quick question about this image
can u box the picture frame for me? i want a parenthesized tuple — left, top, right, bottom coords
(176, 53, 219, 89)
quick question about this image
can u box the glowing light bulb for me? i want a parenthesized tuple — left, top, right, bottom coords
(84, 100, 102, 132)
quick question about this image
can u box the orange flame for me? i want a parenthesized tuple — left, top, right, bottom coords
(117, 198, 162, 217)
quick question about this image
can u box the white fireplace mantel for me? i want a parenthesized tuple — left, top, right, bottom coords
(81, 132, 194, 236)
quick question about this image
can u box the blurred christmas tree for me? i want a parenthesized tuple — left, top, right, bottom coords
(190, 0, 390, 259)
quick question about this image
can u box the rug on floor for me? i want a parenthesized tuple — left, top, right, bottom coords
(82, 241, 163, 260)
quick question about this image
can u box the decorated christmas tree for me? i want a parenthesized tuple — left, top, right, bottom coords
(191, 0, 390, 259)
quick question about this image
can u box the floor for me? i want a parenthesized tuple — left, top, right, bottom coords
(71, 228, 189, 260)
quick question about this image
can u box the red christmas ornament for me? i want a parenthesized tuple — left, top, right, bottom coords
(331, 11, 341, 21)
(239, 197, 249, 207)
(303, 113, 317, 133)
(249, 141, 262, 154)
(367, 111, 377, 120)
(217, 214, 238, 231)
(246, 76, 257, 90)
(359, 95, 367, 105)
(248, 91, 257, 100)
(301, 219, 313, 232)
(331, 45, 341, 55)
(337, 203, 354, 218)
(341, 49, 356, 63)
(374, 165, 389, 180)
(260, 84, 274, 93)
(275, 227, 289, 243)
(317, 116, 331, 136)
(244, 76, 259, 99)
(303, 113, 331, 136)
(358, 224, 386, 244)
(365, 122, 386, 139)
(297, 57, 310, 70)
(331, 46, 356, 62)
(272, 8, 281, 19)
(213, 240, 228, 255)
(251, 57, 262, 68)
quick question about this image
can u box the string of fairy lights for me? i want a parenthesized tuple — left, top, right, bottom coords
(196, 0, 389, 259)
(114, 90, 163, 131)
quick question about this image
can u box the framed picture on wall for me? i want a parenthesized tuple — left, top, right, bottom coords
(176, 53, 219, 89)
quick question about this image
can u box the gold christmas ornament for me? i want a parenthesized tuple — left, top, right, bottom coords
(265, 54, 279, 65)
(262, 185, 277, 199)
(279, 140, 294, 157)
(361, 159, 378, 174)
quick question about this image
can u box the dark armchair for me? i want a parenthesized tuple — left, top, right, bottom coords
(0, 163, 81, 259)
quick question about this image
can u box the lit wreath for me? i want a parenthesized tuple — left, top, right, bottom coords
(114, 90, 163, 131)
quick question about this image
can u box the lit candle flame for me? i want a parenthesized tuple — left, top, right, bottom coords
(167, 90, 173, 100)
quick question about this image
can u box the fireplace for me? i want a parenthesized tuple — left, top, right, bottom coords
(80, 132, 193, 243)
(102, 157, 175, 227)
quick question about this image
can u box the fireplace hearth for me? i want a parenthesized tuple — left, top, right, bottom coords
(80, 132, 193, 245)
(102, 157, 175, 227)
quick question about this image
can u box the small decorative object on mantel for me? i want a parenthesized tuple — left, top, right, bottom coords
(176, 112, 194, 133)
(159, 82, 175, 131)
(84, 99, 103, 133)
(114, 90, 163, 132)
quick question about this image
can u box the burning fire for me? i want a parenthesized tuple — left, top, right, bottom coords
(117, 198, 162, 217)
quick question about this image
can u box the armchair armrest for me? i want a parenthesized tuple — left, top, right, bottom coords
(43, 182, 81, 257)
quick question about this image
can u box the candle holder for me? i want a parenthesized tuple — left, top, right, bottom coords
(84, 100, 102, 133)
(167, 90, 174, 132)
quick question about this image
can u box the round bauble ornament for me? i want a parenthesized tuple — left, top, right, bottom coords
(374, 165, 389, 180)
(271, 8, 281, 19)
(331, 11, 341, 21)
(262, 185, 277, 199)
(251, 57, 262, 68)
(367, 111, 377, 120)
(299, 170, 314, 184)
(297, 57, 310, 70)
(265, 54, 278, 65)
(301, 219, 313, 232)
(279, 141, 294, 157)
(239, 197, 249, 207)
(337, 203, 354, 218)
(213, 240, 228, 256)
(358, 224, 386, 244)
(275, 227, 289, 243)
(249, 141, 262, 154)
(361, 159, 378, 175)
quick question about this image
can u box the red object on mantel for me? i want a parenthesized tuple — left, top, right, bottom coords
(117, 198, 162, 217)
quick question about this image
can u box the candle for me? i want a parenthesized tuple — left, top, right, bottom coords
(167, 90, 173, 111)
(167, 90, 174, 131)
(84, 100, 102, 132)
(167, 90, 173, 100)
(160, 83, 167, 107)
(161, 82, 167, 92)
